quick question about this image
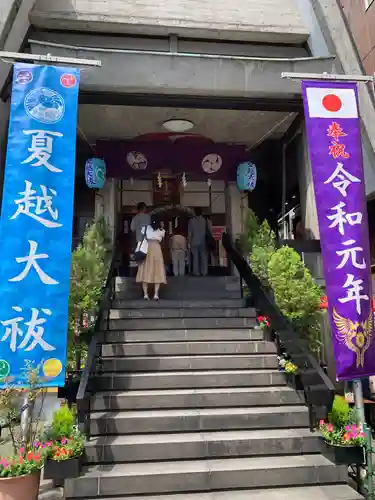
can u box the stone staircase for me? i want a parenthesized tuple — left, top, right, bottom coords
(67, 277, 361, 500)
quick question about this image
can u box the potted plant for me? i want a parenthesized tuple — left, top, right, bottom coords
(318, 395, 365, 465)
(256, 315, 270, 330)
(43, 404, 85, 481)
(0, 362, 47, 500)
(0, 449, 45, 500)
(278, 355, 303, 391)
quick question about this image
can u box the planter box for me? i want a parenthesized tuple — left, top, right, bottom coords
(284, 372, 303, 391)
(44, 457, 82, 481)
(0, 470, 40, 500)
(322, 441, 364, 465)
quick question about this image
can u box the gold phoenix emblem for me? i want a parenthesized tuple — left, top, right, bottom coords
(333, 308, 373, 368)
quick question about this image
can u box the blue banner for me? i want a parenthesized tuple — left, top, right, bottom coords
(0, 63, 80, 387)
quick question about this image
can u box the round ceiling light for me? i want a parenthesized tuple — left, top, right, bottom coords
(162, 119, 194, 132)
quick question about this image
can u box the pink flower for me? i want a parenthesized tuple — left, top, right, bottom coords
(19, 447, 25, 454)
(345, 425, 351, 431)
(319, 420, 325, 426)
(352, 424, 357, 432)
(327, 424, 334, 432)
(360, 432, 365, 438)
(46, 441, 53, 447)
(61, 438, 68, 445)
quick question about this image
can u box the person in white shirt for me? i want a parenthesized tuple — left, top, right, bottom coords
(131, 202, 151, 242)
(136, 215, 166, 300)
(170, 226, 187, 276)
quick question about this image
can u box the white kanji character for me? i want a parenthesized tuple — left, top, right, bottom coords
(327, 201, 362, 236)
(1, 307, 24, 352)
(22, 130, 63, 173)
(324, 162, 360, 197)
(336, 239, 366, 270)
(9, 240, 58, 285)
(338, 274, 369, 315)
(18, 308, 55, 352)
(10, 180, 62, 228)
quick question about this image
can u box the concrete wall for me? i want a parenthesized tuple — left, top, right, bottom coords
(297, 0, 375, 198)
(30, 0, 309, 43)
(339, 0, 375, 74)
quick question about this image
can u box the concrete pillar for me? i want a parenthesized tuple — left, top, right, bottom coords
(95, 179, 117, 244)
(228, 181, 245, 240)
(298, 128, 320, 239)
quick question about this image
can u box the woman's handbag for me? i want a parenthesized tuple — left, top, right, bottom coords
(134, 226, 148, 263)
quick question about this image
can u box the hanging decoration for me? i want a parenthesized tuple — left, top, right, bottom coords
(182, 172, 187, 188)
(175, 216, 179, 228)
(157, 172, 163, 188)
(207, 178, 212, 188)
(85, 158, 106, 189)
(236, 161, 257, 191)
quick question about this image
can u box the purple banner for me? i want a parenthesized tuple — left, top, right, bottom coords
(302, 80, 374, 381)
(96, 139, 250, 181)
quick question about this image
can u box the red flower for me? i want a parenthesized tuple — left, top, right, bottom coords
(68, 449, 73, 457)
(320, 296, 328, 309)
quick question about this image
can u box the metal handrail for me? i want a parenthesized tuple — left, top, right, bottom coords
(222, 232, 335, 429)
(76, 246, 117, 437)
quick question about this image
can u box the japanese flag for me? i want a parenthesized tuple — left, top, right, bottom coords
(305, 87, 358, 119)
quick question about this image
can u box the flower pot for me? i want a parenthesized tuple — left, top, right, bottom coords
(284, 372, 303, 391)
(44, 456, 82, 481)
(321, 441, 364, 465)
(0, 470, 40, 500)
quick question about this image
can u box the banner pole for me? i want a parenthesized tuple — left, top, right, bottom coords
(353, 379, 366, 426)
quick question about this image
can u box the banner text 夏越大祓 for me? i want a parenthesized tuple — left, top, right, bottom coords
(302, 81, 374, 381)
(0, 64, 80, 387)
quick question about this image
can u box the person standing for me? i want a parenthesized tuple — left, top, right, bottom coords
(170, 225, 187, 276)
(136, 215, 166, 300)
(188, 207, 212, 277)
(131, 202, 151, 242)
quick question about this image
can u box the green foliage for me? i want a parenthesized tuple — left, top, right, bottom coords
(0, 450, 45, 477)
(320, 396, 365, 447)
(328, 395, 352, 428)
(249, 220, 276, 284)
(68, 218, 111, 369)
(49, 404, 76, 441)
(0, 362, 46, 455)
(268, 246, 322, 352)
(239, 209, 259, 254)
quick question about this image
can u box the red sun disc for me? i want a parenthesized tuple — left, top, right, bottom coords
(322, 94, 342, 113)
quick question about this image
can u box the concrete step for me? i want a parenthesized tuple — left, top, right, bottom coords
(104, 329, 264, 344)
(94, 369, 285, 391)
(101, 340, 276, 357)
(109, 307, 255, 319)
(107, 317, 256, 331)
(100, 354, 278, 372)
(116, 276, 241, 284)
(85, 428, 320, 463)
(89, 406, 309, 435)
(73, 485, 363, 500)
(112, 299, 245, 309)
(116, 290, 242, 300)
(115, 276, 240, 291)
(91, 386, 303, 411)
(64, 455, 347, 498)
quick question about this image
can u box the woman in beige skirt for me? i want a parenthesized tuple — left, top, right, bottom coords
(136, 215, 166, 300)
